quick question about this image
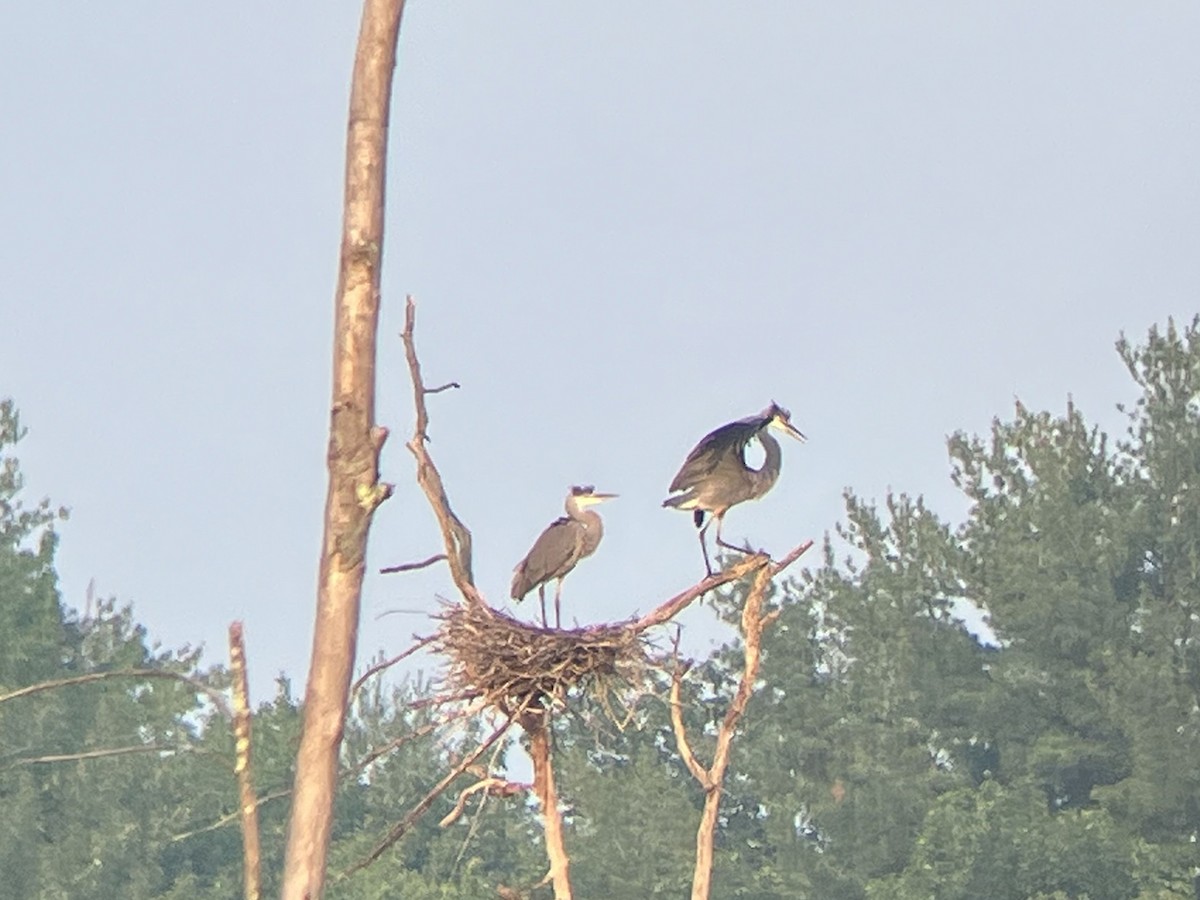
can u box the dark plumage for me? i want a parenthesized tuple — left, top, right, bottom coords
(663, 402, 806, 574)
(512, 485, 617, 628)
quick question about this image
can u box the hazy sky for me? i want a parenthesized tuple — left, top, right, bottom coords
(4, 4, 1199, 701)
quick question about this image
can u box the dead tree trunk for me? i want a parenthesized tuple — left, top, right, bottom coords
(279, 1, 406, 896)
(526, 713, 573, 900)
(670, 543, 812, 900)
(229, 622, 262, 900)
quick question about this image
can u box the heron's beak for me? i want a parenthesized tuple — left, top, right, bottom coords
(771, 417, 808, 443)
(582, 492, 618, 506)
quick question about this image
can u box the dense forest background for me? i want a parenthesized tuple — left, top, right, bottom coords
(3, 319, 1200, 899)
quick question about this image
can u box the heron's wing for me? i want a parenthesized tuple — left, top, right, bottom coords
(668, 415, 762, 493)
(510, 518, 582, 599)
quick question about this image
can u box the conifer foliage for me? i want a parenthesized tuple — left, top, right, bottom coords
(4, 320, 1200, 897)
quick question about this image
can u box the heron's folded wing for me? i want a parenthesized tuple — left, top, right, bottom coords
(668, 417, 762, 492)
(511, 518, 576, 597)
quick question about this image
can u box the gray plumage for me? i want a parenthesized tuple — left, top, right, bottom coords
(512, 485, 617, 628)
(663, 402, 806, 574)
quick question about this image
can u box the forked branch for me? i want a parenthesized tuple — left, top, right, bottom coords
(342, 713, 515, 877)
(402, 296, 479, 603)
(670, 540, 812, 900)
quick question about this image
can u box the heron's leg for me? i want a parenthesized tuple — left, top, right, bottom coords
(538, 584, 548, 628)
(554, 579, 564, 629)
(698, 517, 715, 577)
(714, 514, 751, 554)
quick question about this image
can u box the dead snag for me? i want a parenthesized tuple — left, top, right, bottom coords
(401, 296, 478, 603)
(670, 541, 812, 900)
(228, 622, 262, 900)
(525, 711, 572, 900)
(279, 0, 406, 896)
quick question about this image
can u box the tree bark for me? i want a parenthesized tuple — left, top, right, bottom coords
(279, 0, 406, 896)
(688, 565, 772, 900)
(669, 542, 812, 900)
(229, 621, 262, 900)
(527, 715, 573, 899)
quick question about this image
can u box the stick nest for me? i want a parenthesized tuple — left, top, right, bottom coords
(434, 601, 649, 714)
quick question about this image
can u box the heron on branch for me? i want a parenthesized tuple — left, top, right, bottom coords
(511, 485, 617, 628)
(663, 402, 806, 575)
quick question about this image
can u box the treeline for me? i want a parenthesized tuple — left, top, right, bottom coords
(2, 320, 1199, 899)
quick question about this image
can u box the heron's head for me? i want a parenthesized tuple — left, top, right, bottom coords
(568, 485, 619, 508)
(764, 402, 807, 443)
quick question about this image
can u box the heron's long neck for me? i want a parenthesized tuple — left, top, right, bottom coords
(564, 501, 597, 528)
(581, 510, 603, 537)
(566, 499, 601, 528)
(756, 430, 783, 491)
(571, 507, 604, 555)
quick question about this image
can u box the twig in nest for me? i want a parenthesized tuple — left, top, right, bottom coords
(434, 602, 649, 717)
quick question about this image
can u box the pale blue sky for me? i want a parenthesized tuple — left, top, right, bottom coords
(4, 4, 1199, 700)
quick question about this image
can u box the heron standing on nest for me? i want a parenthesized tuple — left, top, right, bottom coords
(663, 402, 806, 575)
(512, 485, 618, 628)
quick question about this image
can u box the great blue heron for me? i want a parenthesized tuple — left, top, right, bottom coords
(663, 402, 806, 575)
(511, 485, 617, 628)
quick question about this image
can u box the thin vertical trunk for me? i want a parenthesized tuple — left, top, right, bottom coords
(229, 622, 261, 900)
(279, 0, 406, 896)
(691, 789, 722, 900)
(528, 718, 573, 899)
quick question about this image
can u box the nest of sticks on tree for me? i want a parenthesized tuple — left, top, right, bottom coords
(434, 600, 650, 716)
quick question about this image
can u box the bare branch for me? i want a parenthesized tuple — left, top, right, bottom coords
(379, 553, 447, 575)
(0, 669, 231, 719)
(629, 554, 768, 634)
(175, 694, 483, 847)
(352, 698, 488, 774)
(409, 688, 483, 709)
(342, 713, 515, 878)
(350, 634, 437, 702)
(438, 776, 528, 828)
(425, 381, 460, 395)
(446, 740, 509, 879)
(4, 744, 177, 768)
(669, 667, 710, 789)
(402, 296, 479, 602)
(665, 540, 812, 900)
(171, 790, 293, 843)
(229, 622, 262, 900)
(769, 539, 815, 577)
